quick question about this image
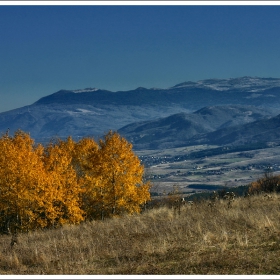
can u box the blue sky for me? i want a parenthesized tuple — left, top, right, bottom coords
(1, 3, 280, 112)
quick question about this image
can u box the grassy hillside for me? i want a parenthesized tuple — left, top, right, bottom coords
(1, 193, 280, 275)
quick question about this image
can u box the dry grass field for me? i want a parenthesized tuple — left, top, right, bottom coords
(1, 193, 280, 275)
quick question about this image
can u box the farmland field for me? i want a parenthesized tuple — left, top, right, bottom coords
(136, 144, 280, 194)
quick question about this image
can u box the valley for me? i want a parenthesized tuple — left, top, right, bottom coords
(136, 143, 280, 195)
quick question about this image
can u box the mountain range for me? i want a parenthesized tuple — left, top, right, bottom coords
(118, 105, 276, 149)
(1, 76, 280, 147)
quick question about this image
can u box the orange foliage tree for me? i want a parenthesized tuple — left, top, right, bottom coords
(42, 137, 84, 227)
(0, 130, 50, 233)
(0, 131, 85, 233)
(0, 130, 151, 233)
(81, 131, 151, 220)
(71, 137, 99, 218)
(249, 170, 280, 194)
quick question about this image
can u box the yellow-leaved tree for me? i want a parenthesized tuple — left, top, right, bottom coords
(82, 131, 151, 220)
(71, 137, 99, 218)
(0, 130, 50, 233)
(42, 137, 84, 227)
(0, 131, 85, 233)
(0, 129, 151, 232)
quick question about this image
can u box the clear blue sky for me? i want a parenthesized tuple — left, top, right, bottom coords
(1, 3, 280, 112)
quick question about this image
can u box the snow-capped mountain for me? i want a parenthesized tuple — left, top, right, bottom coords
(1, 76, 280, 144)
(172, 76, 280, 92)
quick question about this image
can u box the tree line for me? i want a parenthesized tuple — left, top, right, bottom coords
(0, 130, 151, 234)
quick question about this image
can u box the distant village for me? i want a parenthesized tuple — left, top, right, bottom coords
(139, 154, 280, 183)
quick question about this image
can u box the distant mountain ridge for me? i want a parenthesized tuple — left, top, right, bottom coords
(34, 76, 280, 108)
(171, 76, 280, 92)
(1, 76, 280, 143)
(190, 113, 280, 146)
(118, 105, 275, 149)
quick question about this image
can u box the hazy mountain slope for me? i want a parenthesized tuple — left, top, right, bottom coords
(191, 113, 280, 146)
(1, 76, 280, 142)
(0, 104, 187, 143)
(118, 105, 275, 149)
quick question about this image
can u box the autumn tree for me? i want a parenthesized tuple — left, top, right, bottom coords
(82, 131, 151, 220)
(0, 132, 86, 233)
(0, 130, 51, 233)
(72, 137, 99, 179)
(0, 129, 151, 233)
(42, 137, 84, 227)
(249, 170, 280, 194)
(71, 137, 99, 218)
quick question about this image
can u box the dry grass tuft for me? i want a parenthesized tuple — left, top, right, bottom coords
(1, 193, 280, 274)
